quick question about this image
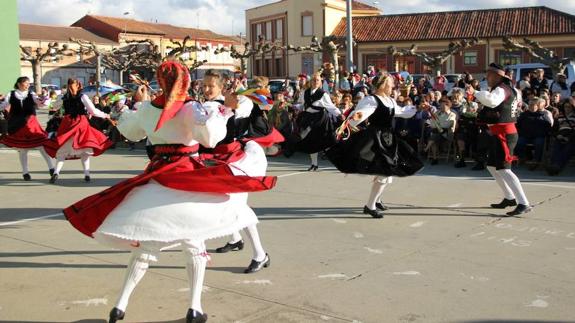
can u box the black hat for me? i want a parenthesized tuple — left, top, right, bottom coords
(486, 63, 511, 79)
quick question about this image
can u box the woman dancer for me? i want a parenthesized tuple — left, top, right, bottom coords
(63, 62, 276, 323)
(292, 72, 341, 171)
(327, 73, 424, 218)
(0, 77, 54, 180)
(45, 79, 112, 183)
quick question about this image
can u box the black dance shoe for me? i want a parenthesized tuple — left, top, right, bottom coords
(471, 162, 486, 171)
(376, 202, 389, 211)
(22, 173, 31, 181)
(84, 175, 91, 182)
(490, 198, 517, 209)
(215, 240, 244, 253)
(186, 309, 208, 323)
(506, 204, 532, 216)
(108, 307, 125, 323)
(49, 174, 58, 184)
(49, 168, 55, 176)
(244, 253, 270, 273)
(363, 206, 384, 219)
(454, 159, 466, 168)
(307, 165, 319, 171)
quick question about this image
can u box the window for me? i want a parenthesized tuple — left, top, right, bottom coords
(276, 19, 283, 40)
(499, 50, 522, 66)
(275, 58, 284, 77)
(256, 24, 262, 38)
(463, 51, 478, 66)
(302, 14, 313, 36)
(365, 54, 387, 72)
(302, 54, 314, 75)
(266, 21, 272, 40)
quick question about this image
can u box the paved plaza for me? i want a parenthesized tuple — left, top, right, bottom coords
(1, 112, 574, 323)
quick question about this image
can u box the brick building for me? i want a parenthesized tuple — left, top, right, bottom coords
(330, 6, 575, 76)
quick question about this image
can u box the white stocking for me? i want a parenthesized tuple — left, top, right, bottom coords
(498, 169, 530, 205)
(115, 251, 156, 312)
(81, 154, 90, 176)
(18, 150, 29, 175)
(38, 147, 54, 170)
(229, 231, 243, 244)
(487, 166, 515, 200)
(183, 240, 207, 314)
(366, 176, 391, 210)
(244, 224, 266, 262)
(310, 153, 318, 167)
(54, 157, 65, 175)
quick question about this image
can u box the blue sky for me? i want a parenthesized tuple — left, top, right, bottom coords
(17, 0, 575, 36)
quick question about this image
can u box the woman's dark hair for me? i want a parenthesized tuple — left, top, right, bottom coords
(14, 76, 30, 89)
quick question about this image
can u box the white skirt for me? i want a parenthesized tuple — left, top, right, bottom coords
(94, 141, 268, 251)
(56, 139, 94, 159)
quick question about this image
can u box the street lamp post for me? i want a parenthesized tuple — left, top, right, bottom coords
(346, 0, 353, 73)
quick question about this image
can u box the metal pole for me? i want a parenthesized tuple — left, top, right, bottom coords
(96, 53, 101, 96)
(346, 0, 353, 73)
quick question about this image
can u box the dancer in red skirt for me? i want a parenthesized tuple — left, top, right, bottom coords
(45, 78, 112, 183)
(0, 77, 55, 181)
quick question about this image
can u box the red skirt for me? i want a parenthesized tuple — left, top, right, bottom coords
(0, 116, 48, 149)
(44, 115, 112, 159)
(200, 128, 285, 163)
(64, 145, 277, 237)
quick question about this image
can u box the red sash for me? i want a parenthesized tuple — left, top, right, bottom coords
(489, 123, 518, 163)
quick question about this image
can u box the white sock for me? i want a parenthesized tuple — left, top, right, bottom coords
(81, 154, 90, 176)
(367, 176, 389, 210)
(115, 251, 154, 312)
(229, 231, 243, 244)
(38, 147, 54, 170)
(310, 153, 318, 167)
(498, 169, 530, 206)
(487, 166, 515, 200)
(18, 150, 29, 174)
(54, 158, 65, 175)
(183, 240, 207, 314)
(244, 225, 266, 262)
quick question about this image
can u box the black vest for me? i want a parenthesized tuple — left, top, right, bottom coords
(7, 90, 36, 133)
(478, 83, 518, 124)
(304, 88, 325, 110)
(63, 93, 87, 118)
(368, 95, 395, 130)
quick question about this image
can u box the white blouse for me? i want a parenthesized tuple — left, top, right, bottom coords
(297, 88, 341, 117)
(0, 90, 51, 111)
(118, 100, 232, 148)
(349, 95, 417, 127)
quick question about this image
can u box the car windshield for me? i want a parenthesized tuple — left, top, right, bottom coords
(445, 75, 460, 83)
(518, 67, 553, 80)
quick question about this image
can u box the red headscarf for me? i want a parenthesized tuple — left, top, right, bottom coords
(152, 61, 191, 131)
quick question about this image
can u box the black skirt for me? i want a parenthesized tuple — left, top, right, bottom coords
(292, 109, 338, 154)
(326, 127, 424, 177)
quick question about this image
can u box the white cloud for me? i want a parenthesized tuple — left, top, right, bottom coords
(17, 0, 575, 36)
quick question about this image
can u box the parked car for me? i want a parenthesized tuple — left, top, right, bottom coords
(268, 79, 297, 95)
(81, 84, 125, 98)
(41, 84, 62, 95)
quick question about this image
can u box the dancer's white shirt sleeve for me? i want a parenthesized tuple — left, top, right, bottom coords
(190, 101, 233, 148)
(314, 92, 341, 117)
(81, 94, 108, 118)
(475, 87, 506, 108)
(393, 103, 417, 119)
(117, 108, 146, 142)
(349, 96, 377, 127)
(235, 95, 254, 119)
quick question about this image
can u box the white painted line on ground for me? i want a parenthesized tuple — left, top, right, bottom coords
(410, 221, 426, 228)
(392, 271, 421, 276)
(277, 171, 306, 178)
(0, 212, 63, 227)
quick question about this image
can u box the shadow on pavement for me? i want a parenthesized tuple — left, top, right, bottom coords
(254, 207, 500, 219)
(0, 320, 188, 323)
(0, 261, 184, 270)
(0, 208, 63, 223)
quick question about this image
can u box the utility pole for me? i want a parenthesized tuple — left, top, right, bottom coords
(346, 0, 353, 73)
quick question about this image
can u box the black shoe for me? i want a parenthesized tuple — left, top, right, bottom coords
(490, 198, 517, 209)
(22, 173, 31, 181)
(84, 175, 91, 182)
(244, 253, 270, 274)
(307, 165, 318, 171)
(363, 206, 384, 218)
(430, 159, 439, 165)
(454, 160, 466, 168)
(471, 162, 486, 171)
(49, 174, 58, 184)
(186, 309, 208, 323)
(375, 202, 389, 211)
(49, 168, 55, 176)
(215, 240, 244, 253)
(108, 307, 125, 323)
(506, 204, 532, 216)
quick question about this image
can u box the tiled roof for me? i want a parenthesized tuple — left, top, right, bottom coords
(73, 15, 237, 42)
(332, 6, 575, 42)
(19, 23, 118, 44)
(351, 1, 379, 11)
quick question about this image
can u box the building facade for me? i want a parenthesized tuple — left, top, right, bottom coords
(330, 6, 575, 76)
(245, 0, 380, 78)
(19, 23, 119, 88)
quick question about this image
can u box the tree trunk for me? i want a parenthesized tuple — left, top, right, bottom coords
(332, 51, 339, 92)
(96, 54, 102, 96)
(240, 58, 247, 76)
(32, 61, 42, 94)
